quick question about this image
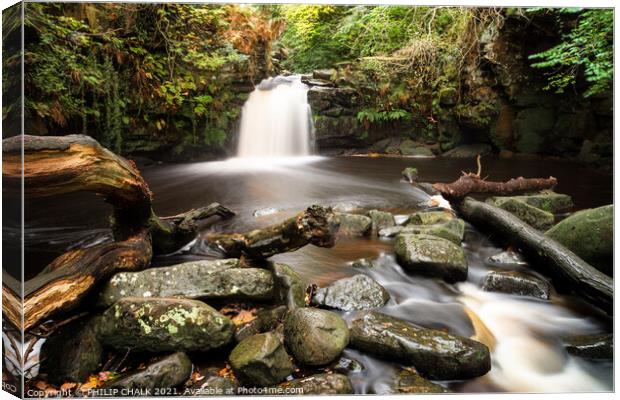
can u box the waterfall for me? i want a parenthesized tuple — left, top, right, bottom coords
(237, 75, 314, 158)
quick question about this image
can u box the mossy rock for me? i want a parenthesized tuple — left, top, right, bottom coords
(486, 197, 554, 230)
(390, 369, 449, 394)
(270, 263, 306, 309)
(95, 298, 234, 353)
(488, 191, 573, 213)
(514, 107, 555, 153)
(401, 167, 418, 182)
(405, 211, 454, 225)
(311, 274, 390, 311)
(368, 209, 395, 236)
(229, 332, 294, 386)
(40, 318, 103, 384)
(349, 312, 490, 380)
(98, 259, 273, 308)
(106, 352, 192, 390)
(545, 205, 613, 275)
(481, 271, 550, 300)
(283, 308, 349, 366)
(336, 213, 372, 236)
(394, 234, 467, 282)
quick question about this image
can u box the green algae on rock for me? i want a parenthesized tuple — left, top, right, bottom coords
(96, 298, 234, 353)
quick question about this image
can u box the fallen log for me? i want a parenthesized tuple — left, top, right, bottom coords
(206, 205, 340, 259)
(6, 230, 152, 331)
(2, 135, 234, 252)
(433, 173, 557, 199)
(459, 197, 613, 314)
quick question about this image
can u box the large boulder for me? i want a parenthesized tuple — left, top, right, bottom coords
(399, 140, 434, 157)
(389, 218, 465, 244)
(486, 197, 554, 230)
(368, 210, 395, 236)
(98, 259, 273, 307)
(284, 308, 349, 366)
(277, 373, 353, 394)
(40, 318, 103, 384)
(545, 205, 613, 275)
(337, 213, 372, 236)
(394, 234, 467, 282)
(96, 298, 234, 353)
(349, 312, 490, 380)
(312, 274, 390, 311)
(229, 332, 294, 386)
(270, 263, 306, 309)
(106, 352, 192, 390)
(481, 271, 550, 300)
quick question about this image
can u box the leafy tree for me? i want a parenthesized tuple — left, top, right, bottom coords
(529, 8, 613, 97)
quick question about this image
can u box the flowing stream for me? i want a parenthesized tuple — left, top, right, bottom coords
(13, 76, 613, 393)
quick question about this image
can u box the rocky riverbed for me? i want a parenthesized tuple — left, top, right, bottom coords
(21, 156, 613, 395)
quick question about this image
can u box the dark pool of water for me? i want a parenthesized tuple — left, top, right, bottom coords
(10, 155, 613, 393)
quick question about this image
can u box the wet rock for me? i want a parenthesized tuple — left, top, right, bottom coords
(398, 218, 465, 244)
(405, 210, 453, 226)
(229, 332, 294, 386)
(235, 306, 287, 342)
(349, 312, 490, 380)
(336, 213, 372, 236)
(301, 76, 334, 87)
(106, 352, 192, 390)
(284, 308, 349, 366)
(313, 69, 336, 81)
(481, 271, 550, 300)
(486, 197, 554, 230)
(545, 205, 613, 275)
(368, 209, 395, 236)
(401, 166, 419, 182)
(394, 234, 467, 282)
(96, 298, 234, 353)
(277, 373, 353, 394)
(491, 191, 574, 213)
(415, 182, 440, 196)
(312, 274, 390, 311)
(332, 356, 364, 374)
(487, 250, 528, 266)
(351, 258, 376, 269)
(390, 369, 449, 394)
(441, 144, 492, 158)
(188, 367, 238, 396)
(564, 334, 613, 360)
(40, 318, 103, 384)
(400, 140, 434, 156)
(98, 259, 273, 308)
(270, 263, 306, 309)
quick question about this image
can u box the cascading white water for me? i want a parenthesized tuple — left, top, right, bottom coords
(237, 75, 314, 158)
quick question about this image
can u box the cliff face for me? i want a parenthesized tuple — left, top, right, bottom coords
(305, 11, 612, 166)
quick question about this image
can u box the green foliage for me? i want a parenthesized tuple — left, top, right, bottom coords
(529, 8, 613, 97)
(14, 3, 278, 155)
(356, 108, 411, 124)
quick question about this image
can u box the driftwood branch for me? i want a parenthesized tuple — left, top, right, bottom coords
(206, 205, 340, 259)
(4, 230, 152, 331)
(459, 197, 613, 314)
(3, 135, 234, 252)
(433, 173, 557, 199)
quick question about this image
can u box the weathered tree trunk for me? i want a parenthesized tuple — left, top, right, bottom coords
(17, 230, 152, 331)
(433, 173, 557, 199)
(2, 135, 234, 331)
(459, 197, 613, 313)
(206, 205, 340, 259)
(2, 134, 234, 252)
